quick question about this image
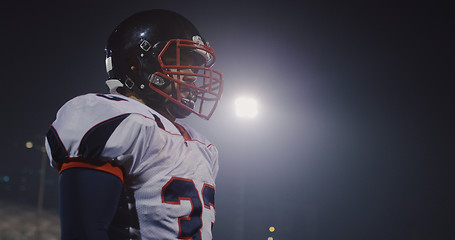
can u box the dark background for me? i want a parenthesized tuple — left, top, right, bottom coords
(1, 1, 453, 239)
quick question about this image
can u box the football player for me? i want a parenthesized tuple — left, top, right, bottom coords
(45, 9, 223, 240)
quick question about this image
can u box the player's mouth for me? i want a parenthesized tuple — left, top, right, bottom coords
(181, 97, 195, 109)
(180, 87, 197, 103)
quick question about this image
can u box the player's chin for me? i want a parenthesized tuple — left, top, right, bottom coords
(166, 99, 194, 119)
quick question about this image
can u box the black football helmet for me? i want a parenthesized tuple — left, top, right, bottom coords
(105, 9, 223, 119)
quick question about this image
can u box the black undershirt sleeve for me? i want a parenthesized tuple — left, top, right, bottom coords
(58, 168, 123, 240)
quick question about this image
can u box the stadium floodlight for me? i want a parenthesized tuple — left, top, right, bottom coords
(235, 97, 258, 118)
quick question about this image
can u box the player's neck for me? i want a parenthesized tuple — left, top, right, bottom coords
(122, 91, 177, 123)
(153, 106, 176, 123)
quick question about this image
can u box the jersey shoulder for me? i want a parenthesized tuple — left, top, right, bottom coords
(52, 93, 169, 131)
(46, 93, 164, 168)
(58, 93, 153, 119)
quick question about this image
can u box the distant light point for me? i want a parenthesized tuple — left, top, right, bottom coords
(269, 226, 275, 232)
(25, 141, 33, 149)
(2, 176, 10, 182)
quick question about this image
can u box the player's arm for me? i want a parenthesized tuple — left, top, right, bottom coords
(58, 167, 122, 240)
(46, 94, 158, 239)
(44, 94, 142, 239)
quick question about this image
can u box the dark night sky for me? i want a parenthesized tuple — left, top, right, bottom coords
(1, 1, 454, 239)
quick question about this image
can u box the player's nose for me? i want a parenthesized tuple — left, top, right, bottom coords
(182, 69, 197, 84)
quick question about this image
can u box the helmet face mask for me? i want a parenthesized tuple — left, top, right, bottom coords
(105, 10, 223, 120)
(151, 39, 223, 119)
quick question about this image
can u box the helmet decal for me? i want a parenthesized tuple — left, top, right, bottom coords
(140, 39, 152, 52)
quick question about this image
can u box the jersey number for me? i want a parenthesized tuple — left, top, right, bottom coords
(162, 177, 215, 240)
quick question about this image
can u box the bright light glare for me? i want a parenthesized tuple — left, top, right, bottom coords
(235, 97, 258, 118)
(269, 226, 275, 232)
(267, 237, 274, 240)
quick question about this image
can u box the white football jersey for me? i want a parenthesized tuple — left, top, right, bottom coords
(45, 93, 219, 240)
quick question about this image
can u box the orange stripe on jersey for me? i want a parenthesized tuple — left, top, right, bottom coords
(60, 161, 124, 183)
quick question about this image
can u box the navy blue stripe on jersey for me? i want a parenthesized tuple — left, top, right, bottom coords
(79, 114, 130, 160)
(202, 184, 215, 209)
(96, 93, 128, 102)
(152, 114, 165, 130)
(46, 125, 69, 169)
